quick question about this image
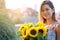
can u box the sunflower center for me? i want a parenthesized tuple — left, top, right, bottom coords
(39, 29, 43, 33)
(31, 30, 36, 35)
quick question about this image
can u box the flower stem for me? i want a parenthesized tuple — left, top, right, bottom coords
(37, 32, 44, 40)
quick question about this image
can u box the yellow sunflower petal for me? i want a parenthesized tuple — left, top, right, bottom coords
(27, 22, 34, 28)
(36, 22, 44, 27)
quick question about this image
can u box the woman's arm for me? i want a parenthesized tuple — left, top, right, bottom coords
(55, 23, 60, 40)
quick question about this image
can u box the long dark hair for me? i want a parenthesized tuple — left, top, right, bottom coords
(40, 0, 56, 23)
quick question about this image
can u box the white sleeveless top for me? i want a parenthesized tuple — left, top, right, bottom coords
(45, 22, 58, 40)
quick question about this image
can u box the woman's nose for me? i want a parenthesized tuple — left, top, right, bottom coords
(43, 11, 47, 14)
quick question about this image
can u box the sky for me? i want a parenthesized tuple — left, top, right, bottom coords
(5, 0, 60, 13)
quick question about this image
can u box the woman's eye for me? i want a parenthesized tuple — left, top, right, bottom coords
(42, 10, 44, 12)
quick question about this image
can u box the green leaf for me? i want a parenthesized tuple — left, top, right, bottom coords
(37, 32, 44, 40)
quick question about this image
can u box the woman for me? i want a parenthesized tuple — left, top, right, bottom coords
(39, 0, 60, 40)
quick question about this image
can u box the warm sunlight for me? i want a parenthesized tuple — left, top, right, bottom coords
(5, 0, 43, 12)
(5, 0, 60, 12)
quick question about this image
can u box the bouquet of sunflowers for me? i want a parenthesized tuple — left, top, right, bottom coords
(16, 22, 47, 40)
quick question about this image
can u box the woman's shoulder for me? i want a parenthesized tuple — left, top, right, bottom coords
(54, 21, 60, 25)
(56, 21, 60, 28)
(54, 21, 60, 31)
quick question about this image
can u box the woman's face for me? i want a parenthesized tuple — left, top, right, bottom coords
(41, 4, 54, 19)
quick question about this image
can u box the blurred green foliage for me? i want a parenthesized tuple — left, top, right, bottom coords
(0, 10, 18, 40)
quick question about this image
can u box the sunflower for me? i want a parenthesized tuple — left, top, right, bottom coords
(21, 28, 29, 38)
(29, 27, 38, 37)
(37, 27, 47, 37)
(36, 22, 44, 27)
(17, 23, 29, 38)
